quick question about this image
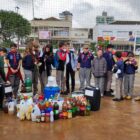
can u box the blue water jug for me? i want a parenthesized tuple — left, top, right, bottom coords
(44, 86, 60, 100)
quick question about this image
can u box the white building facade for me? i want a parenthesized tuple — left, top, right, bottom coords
(93, 24, 140, 54)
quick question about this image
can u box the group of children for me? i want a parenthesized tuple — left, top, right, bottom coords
(92, 45, 138, 101)
(0, 41, 139, 110)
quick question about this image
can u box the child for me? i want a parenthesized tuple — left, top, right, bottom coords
(113, 51, 124, 101)
(55, 42, 67, 94)
(22, 47, 34, 80)
(92, 49, 107, 97)
(39, 45, 53, 93)
(0, 47, 7, 82)
(0, 47, 7, 109)
(124, 52, 138, 100)
(65, 43, 77, 94)
(6, 43, 22, 99)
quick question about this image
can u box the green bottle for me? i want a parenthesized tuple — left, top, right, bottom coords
(85, 100, 91, 116)
(25, 77, 32, 93)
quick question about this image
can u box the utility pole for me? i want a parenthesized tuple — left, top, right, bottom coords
(32, 0, 36, 40)
(15, 6, 20, 49)
(0, 20, 2, 44)
(32, 0, 35, 19)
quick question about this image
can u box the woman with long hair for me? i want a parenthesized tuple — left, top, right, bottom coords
(39, 44, 53, 94)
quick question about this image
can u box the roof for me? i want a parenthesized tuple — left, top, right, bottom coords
(110, 20, 140, 25)
(32, 17, 60, 21)
(60, 11, 73, 16)
(45, 17, 60, 21)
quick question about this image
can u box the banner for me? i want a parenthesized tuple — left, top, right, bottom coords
(39, 31, 51, 40)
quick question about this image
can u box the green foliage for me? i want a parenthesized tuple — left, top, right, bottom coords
(98, 40, 109, 49)
(52, 40, 58, 49)
(0, 10, 31, 42)
(90, 42, 96, 52)
(0, 40, 13, 48)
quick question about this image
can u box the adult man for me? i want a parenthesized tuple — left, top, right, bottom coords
(78, 44, 94, 91)
(103, 44, 115, 96)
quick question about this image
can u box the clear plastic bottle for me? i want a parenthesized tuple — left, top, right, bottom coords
(50, 110, 54, 122)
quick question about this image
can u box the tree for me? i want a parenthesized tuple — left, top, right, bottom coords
(0, 10, 31, 47)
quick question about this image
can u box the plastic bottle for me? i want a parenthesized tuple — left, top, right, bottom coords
(31, 105, 41, 122)
(85, 100, 91, 116)
(8, 101, 15, 115)
(80, 103, 86, 116)
(45, 113, 50, 123)
(3, 100, 9, 113)
(25, 77, 32, 93)
(68, 110, 72, 119)
(53, 102, 59, 120)
(50, 110, 54, 122)
(72, 103, 77, 117)
(41, 113, 45, 122)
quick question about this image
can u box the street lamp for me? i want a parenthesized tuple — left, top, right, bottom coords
(15, 6, 20, 14)
(0, 20, 1, 29)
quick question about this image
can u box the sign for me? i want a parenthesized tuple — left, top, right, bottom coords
(104, 36, 110, 41)
(38, 31, 51, 40)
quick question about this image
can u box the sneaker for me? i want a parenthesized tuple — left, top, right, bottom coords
(105, 91, 114, 97)
(120, 96, 124, 101)
(122, 95, 127, 99)
(126, 96, 132, 100)
(60, 91, 65, 95)
(134, 96, 140, 101)
(112, 98, 121, 101)
(64, 90, 70, 95)
(110, 89, 114, 93)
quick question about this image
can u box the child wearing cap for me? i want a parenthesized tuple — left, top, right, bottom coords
(124, 52, 138, 100)
(78, 44, 94, 91)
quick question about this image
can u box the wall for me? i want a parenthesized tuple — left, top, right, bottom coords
(93, 24, 140, 42)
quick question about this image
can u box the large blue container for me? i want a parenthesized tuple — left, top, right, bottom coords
(44, 86, 60, 100)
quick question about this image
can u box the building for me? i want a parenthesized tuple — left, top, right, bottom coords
(71, 28, 93, 48)
(30, 11, 93, 48)
(30, 11, 73, 44)
(93, 22, 140, 54)
(96, 11, 114, 25)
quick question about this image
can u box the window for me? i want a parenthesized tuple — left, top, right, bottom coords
(102, 31, 113, 36)
(117, 31, 129, 38)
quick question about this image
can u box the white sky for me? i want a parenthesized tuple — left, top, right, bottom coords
(0, 0, 140, 27)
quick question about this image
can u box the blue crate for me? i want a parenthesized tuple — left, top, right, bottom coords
(44, 86, 60, 100)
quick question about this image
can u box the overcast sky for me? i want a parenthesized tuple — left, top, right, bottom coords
(0, 0, 140, 27)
